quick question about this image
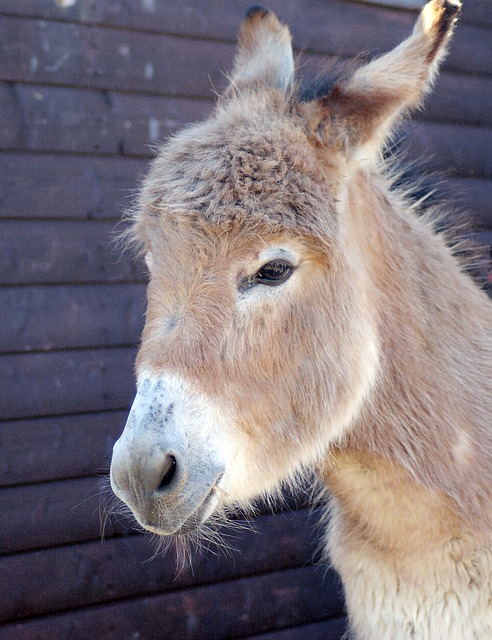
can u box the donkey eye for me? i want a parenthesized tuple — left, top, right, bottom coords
(253, 260, 294, 286)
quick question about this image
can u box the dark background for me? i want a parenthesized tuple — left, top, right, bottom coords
(1, 1, 491, 638)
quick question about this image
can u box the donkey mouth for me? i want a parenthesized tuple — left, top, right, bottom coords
(172, 481, 223, 536)
(137, 472, 225, 537)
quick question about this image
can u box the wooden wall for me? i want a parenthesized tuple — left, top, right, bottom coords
(1, 1, 490, 638)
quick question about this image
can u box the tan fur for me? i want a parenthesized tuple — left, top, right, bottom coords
(230, 6, 294, 93)
(113, 2, 492, 637)
(323, 451, 492, 639)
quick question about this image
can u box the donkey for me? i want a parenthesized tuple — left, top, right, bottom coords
(110, 1, 492, 637)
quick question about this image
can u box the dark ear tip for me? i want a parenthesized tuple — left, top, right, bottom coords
(245, 5, 270, 21)
(442, 0, 462, 20)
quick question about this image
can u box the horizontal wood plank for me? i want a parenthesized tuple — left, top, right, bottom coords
(1, 20, 492, 135)
(0, 509, 330, 622)
(0, 220, 145, 285)
(0, 83, 213, 156)
(0, 476, 133, 554)
(0, 0, 489, 59)
(0, 84, 490, 176)
(436, 20, 491, 78)
(405, 121, 492, 179)
(0, 153, 147, 220)
(245, 617, 347, 640)
(459, 1, 492, 27)
(0, 564, 344, 640)
(425, 72, 492, 129)
(1, 284, 145, 353)
(0, 348, 136, 420)
(0, 411, 126, 487)
(0, 471, 313, 555)
(1, 17, 233, 98)
(1, 16, 491, 118)
(0, 4, 249, 54)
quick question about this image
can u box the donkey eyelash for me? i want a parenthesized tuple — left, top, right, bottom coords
(239, 259, 296, 290)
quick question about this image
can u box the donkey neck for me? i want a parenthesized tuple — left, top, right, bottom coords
(333, 168, 492, 527)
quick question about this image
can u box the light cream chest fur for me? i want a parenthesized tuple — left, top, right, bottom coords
(323, 449, 492, 639)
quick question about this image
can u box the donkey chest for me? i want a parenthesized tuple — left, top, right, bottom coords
(322, 449, 492, 639)
(328, 530, 492, 640)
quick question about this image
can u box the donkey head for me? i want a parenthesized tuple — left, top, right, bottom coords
(110, 1, 461, 536)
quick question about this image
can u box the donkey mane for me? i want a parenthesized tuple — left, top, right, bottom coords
(297, 70, 342, 104)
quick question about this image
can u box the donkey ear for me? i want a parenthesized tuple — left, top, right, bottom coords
(302, 0, 462, 160)
(228, 6, 294, 93)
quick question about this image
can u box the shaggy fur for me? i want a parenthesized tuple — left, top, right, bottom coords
(111, 2, 492, 638)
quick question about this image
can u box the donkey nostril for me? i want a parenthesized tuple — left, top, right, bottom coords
(157, 455, 177, 492)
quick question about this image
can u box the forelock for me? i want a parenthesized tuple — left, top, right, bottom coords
(136, 89, 338, 242)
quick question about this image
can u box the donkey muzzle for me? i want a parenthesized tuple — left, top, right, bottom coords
(110, 375, 225, 535)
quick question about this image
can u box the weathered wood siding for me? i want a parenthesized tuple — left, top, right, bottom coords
(1, 1, 490, 638)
